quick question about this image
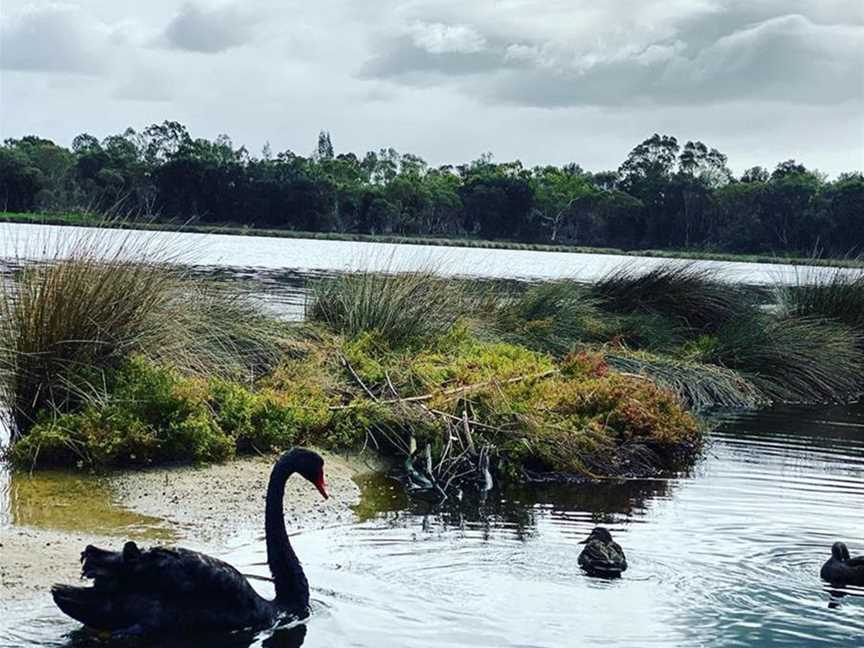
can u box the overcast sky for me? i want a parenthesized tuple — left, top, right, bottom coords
(1, 1, 863, 176)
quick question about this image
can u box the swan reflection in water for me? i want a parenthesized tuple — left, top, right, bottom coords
(60, 621, 308, 648)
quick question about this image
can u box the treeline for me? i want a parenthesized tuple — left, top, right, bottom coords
(1, 122, 861, 255)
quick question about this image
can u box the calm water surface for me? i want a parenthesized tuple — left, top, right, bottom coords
(2, 405, 863, 647)
(1, 222, 856, 286)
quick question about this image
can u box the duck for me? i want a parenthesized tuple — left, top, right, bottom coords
(821, 541, 864, 587)
(578, 527, 627, 577)
(51, 448, 329, 637)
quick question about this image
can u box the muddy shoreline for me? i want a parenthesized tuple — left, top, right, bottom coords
(0, 450, 378, 603)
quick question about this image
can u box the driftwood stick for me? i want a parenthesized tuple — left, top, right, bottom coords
(340, 354, 379, 401)
(385, 371, 400, 398)
(329, 369, 559, 410)
(425, 442, 433, 477)
(462, 409, 476, 455)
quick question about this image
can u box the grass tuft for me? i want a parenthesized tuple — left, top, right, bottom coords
(491, 281, 608, 354)
(0, 228, 281, 439)
(606, 352, 766, 411)
(307, 267, 464, 348)
(709, 315, 864, 403)
(592, 263, 750, 334)
(777, 267, 864, 333)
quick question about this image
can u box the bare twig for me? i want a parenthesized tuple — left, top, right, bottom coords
(340, 354, 379, 402)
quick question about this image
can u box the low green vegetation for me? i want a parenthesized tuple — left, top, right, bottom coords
(3, 233, 864, 485)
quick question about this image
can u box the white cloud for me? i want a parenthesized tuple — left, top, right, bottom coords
(409, 22, 487, 54)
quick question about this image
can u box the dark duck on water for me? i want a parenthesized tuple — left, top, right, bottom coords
(578, 527, 628, 577)
(51, 448, 329, 637)
(821, 542, 864, 587)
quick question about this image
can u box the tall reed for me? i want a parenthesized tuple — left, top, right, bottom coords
(593, 263, 751, 333)
(777, 267, 864, 334)
(0, 227, 280, 439)
(307, 267, 464, 347)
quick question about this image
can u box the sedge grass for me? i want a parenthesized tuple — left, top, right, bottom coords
(777, 267, 864, 333)
(709, 314, 864, 403)
(593, 263, 752, 334)
(0, 227, 280, 439)
(307, 267, 465, 348)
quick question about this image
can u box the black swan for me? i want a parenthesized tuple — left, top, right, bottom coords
(821, 542, 864, 587)
(51, 448, 329, 636)
(578, 527, 628, 577)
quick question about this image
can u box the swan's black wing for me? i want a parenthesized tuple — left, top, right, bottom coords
(52, 542, 272, 634)
(578, 539, 628, 575)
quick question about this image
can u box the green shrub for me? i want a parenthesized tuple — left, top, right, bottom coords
(9, 358, 234, 468)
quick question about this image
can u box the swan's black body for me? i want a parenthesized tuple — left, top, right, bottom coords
(578, 527, 628, 577)
(821, 542, 864, 587)
(51, 449, 328, 636)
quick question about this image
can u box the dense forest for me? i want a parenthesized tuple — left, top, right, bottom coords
(1, 121, 861, 255)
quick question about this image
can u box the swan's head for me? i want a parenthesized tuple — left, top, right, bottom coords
(831, 541, 851, 561)
(287, 448, 329, 500)
(579, 527, 614, 544)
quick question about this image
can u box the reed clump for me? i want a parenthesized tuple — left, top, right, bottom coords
(0, 228, 281, 440)
(777, 267, 864, 333)
(307, 267, 466, 348)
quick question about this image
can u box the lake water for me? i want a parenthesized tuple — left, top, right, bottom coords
(0, 222, 856, 285)
(2, 404, 863, 647)
(2, 222, 857, 322)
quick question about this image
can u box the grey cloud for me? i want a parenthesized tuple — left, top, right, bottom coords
(162, 2, 259, 53)
(361, 8, 863, 109)
(664, 15, 863, 103)
(360, 35, 505, 79)
(0, 4, 110, 73)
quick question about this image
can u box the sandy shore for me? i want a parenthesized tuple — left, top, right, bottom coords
(0, 449, 376, 603)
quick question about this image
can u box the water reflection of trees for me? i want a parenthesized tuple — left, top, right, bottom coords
(355, 470, 678, 542)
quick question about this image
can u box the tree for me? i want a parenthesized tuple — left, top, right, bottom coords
(823, 173, 864, 253)
(0, 147, 43, 211)
(741, 166, 769, 184)
(531, 166, 598, 243)
(142, 121, 192, 165)
(316, 130, 334, 161)
(618, 134, 681, 247)
(460, 164, 534, 240)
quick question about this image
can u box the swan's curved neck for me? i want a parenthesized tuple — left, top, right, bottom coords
(265, 458, 309, 613)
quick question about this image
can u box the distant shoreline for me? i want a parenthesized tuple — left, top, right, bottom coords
(2, 211, 861, 269)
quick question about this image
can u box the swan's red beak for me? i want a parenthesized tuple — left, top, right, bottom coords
(314, 474, 329, 500)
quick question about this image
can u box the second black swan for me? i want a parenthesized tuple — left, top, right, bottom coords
(51, 448, 329, 636)
(821, 541, 864, 587)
